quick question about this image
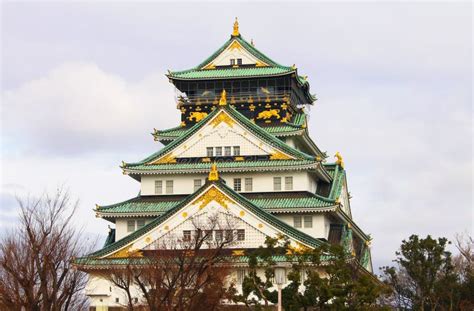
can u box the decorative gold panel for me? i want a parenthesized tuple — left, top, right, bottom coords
(149, 153, 176, 165)
(270, 151, 292, 160)
(210, 111, 235, 128)
(192, 187, 234, 210)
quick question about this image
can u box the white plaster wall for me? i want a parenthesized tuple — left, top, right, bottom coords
(115, 218, 155, 241)
(276, 214, 329, 239)
(141, 171, 317, 195)
(212, 41, 260, 66)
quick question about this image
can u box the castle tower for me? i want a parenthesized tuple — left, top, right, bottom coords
(76, 20, 373, 309)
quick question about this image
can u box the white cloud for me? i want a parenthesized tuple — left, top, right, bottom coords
(2, 62, 179, 155)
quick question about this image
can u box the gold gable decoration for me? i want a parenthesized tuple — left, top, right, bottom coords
(219, 89, 227, 106)
(208, 163, 219, 181)
(193, 187, 234, 210)
(229, 40, 242, 51)
(188, 111, 208, 122)
(149, 153, 177, 165)
(107, 245, 143, 259)
(211, 111, 235, 128)
(270, 151, 292, 160)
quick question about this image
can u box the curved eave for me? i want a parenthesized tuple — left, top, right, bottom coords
(166, 68, 296, 81)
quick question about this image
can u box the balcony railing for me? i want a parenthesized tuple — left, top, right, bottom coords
(176, 91, 290, 107)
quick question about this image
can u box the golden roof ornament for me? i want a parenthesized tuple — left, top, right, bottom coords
(232, 17, 239, 36)
(219, 89, 227, 106)
(335, 151, 344, 168)
(208, 163, 219, 181)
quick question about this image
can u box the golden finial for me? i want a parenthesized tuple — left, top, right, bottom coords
(335, 152, 344, 168)
(232, 17, 239, 36)
(208, 163, 219, 181)
(219, 89, 227, 106)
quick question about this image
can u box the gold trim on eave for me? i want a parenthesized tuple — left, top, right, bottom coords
(211, 111, 235, 128)
(270, 151, 292, 160)
(193, 187, 234, 210)
(149, 153, 177, 165)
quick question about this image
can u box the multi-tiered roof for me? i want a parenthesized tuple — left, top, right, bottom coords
(76, 20, 373, 273)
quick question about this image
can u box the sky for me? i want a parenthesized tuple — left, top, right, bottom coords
(1, 1, 472, 272)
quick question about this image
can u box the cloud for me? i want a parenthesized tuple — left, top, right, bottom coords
(2, 62, 179, 156)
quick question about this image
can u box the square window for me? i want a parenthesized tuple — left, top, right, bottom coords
(207, 147, 214, 157)
(193, 179, 202, 191)
(183, 230, 191, 241)
(204, 230, 213, 241)
(215, 147, 222, 157)
(285, 176, 293, 190)
(115, 298, 119, 303)
(137, 219, 146, 229)
(237, 229, 245, 241)
(230, 59, 236, 65)
(127, 220, 135, 232)
(244, 178, 253, 192)
(233, 178, 242, 192)
(237, 58, 242, 65)
(134, 298, 138, 303)
(233, 146, 240, 156)
(155, 180, 163, 194)
(293, 216, 302, 228)
(224, 146, 232, 156)
(304, 216, 313, 228)
(215, 230, 223, 242)
(225, 230, 233, 241)
(166, 180, 174, 194)
(273, 177, 282, 191)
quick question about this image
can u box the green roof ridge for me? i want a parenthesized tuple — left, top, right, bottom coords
(125, 105, 314, 167)
(86, 180, 325, 258)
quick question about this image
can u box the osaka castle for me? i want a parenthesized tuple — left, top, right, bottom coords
(77, 20, 374, 308)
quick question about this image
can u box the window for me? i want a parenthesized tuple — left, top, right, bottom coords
(244, 178, 253, 192)
(215, 147, 222, 157)
(293, 215, 302, 228)
(230, 59, 236, 65)
(273, 177, 282, 191)
(155, 180, 163, 194)
(166, 180, 173, 194)
(237, 58, 242, 65)
(204, 230, 213, 241)
(195, 229, 202, 240)
(183, 230, 191, 241)
(215, 230, 223, 242)
(127, 220, 135, 232)
(225, 230, 233, 241)
(207, 147, 214, 157)
(285, 176, 293, 190)
(115, 298, 120, 303)
(237, 269, 247, 284)
(224, 146, 232, 156)
(134, 298, 138, 303)
(304, 216, 313, 228)
(233, 178, 242, 191)
(137, 219, 146, 229)
(237, 229, 245, 241)
(233, 146, 240, 156)
(194, 179, 202, 191)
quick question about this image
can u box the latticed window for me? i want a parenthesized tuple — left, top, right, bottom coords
(225, 230, 233, 241)
(137, 219, 146, 229)
(304, 216, 313, 228)
(224, 146, 232, 156)
(293, 215, 302, 228)
(166, 180, 173, 194)
(234, 178, 242, 191)
(204, 230, 213, 241)
(285, 176, 293, 190)
(215, 147, 222, 157)
(215, 230, 223, 242)
(237, 58, 242, 65)
(206, 147, 213, 157)
(230, 59, 236, 65)
(273, 177, 282, 191)
(233, 146, 240, 156)
(237, 229, 245, 241)
(183, 230, 191, 241)
(155, 180, 163, 194)
(244, 178, 253, 192)
(193, 179, 202, 191)
(127, 220, 135, 232)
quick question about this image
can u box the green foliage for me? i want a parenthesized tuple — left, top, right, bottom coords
(381, 234, 473, 310)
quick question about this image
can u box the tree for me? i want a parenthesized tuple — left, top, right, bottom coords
(234, 235, 387, 311)
(99, 211, 237, 311)
(452, 233, 474, 310)
(380, 234, 458, 310)
(0, 188, 91, 311)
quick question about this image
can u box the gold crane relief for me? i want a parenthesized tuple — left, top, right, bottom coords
(188, 111, 208, 122)
(257, 109, 280, 120)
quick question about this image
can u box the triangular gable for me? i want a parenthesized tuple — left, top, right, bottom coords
(89, 180, 324, 259)
(125, 106, 313, 167)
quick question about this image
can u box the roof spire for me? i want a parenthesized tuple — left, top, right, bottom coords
(219, 89, 227, 106)
(208, 163, 219, 181)
(232, 17, 239, 37)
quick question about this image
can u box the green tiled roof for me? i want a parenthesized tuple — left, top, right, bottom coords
(169, 67, 294, 80)
(125, 105, 314, 171)
(125, 159, 319, 173)
(85, 180, 325, 259)
(324, 164, 346, 200)
(96, 192, 336, 216)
